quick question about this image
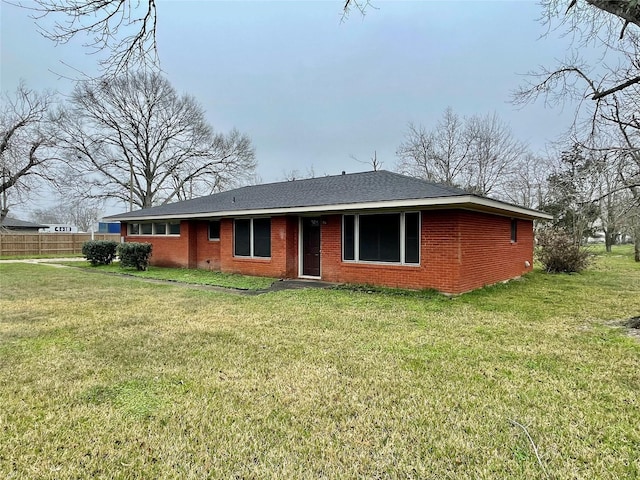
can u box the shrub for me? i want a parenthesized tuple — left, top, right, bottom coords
(82, 240, 118, 266)
(536, 229, 591, 273)
(117, 242, 153, 271)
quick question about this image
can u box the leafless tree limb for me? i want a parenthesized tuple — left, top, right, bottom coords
(58, 72, 256, 210)
(1, 82, 62, 220)
(15, 0, 158, 76)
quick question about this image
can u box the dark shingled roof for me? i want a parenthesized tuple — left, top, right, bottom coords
(106, 170, 470, 220)
(0, 217, 47, 229)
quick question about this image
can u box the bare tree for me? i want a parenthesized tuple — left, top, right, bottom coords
(20, 0, 158, 76)
(350, 150, 383, 171)
(31, 198, 104, 232)
(503, 153, 557, 210)
(0, 83, 61, 221)
(282, 165, 316, 182)
(464, 112, 528, 197)
(396, 108, 527, 199)
(59, 72, 256, 210)
(396, 108, 469, 187)
(512, 0, 640, 259)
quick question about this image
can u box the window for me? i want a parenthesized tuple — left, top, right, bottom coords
(343, 212, 420, 265)
(511, 219, 518, 243)
(153, 222, 166, 235)
(168, 223, 181, 235)
(359, 213, 400, 262)
(128, 221, 180, 236)
(234, 218, 271, 258)
(253, 218, 271, 258)
(235, 219, 251, 256)
(404, 212, 420, 263)
(343, 215, 355, 261)
(208, 220, 220, 240)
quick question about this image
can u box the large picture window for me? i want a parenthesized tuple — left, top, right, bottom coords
(359, 213, 400, 262)
(343, 212, 420, 265)
(234, 218, 271, 258)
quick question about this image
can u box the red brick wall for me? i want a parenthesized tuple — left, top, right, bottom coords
(285, 216, 299, 278)
(320, 212, 461, 292)
(123, 218, 296, 277)
(123, 221, 190, 268)
(457, 212, 534, 292)
(319, 210, 533, 294)
(218, 216, 293, 278)
(122, 211, 534, 293)
(192, 220, 221, 270)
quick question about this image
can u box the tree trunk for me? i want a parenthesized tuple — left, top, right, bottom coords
(605, 229, 614, 253)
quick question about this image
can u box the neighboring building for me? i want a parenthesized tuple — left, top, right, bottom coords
(0, 217, 47, 232)
(39, 224, 79, 233)
(105, 170, 552, 294)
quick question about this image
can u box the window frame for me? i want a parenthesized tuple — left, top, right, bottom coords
(127, 221, 181, 236)
(233, 217, 271, 259)
(208, 220, 221, 241)
(342, 211, 420, 266)
(510, 218, 518, 243)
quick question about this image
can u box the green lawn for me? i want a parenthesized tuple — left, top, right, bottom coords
(59, 261, 277, 290)
(1, 246, 639, 479)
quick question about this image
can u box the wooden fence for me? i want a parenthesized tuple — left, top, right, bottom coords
(0, 233, 121, 257)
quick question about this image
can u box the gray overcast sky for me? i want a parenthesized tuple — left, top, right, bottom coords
(1, 1, 578, 216)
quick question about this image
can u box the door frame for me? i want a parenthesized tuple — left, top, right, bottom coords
(298, 216, 321, 279)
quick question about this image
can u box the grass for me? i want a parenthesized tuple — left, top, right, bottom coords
(0, 245, 639, 478)
(0, 253, 84, 260)
(57, 261, 277, 290)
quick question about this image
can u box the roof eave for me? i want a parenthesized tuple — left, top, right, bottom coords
(105, 195, 552, 222)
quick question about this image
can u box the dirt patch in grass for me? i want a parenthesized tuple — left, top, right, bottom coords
(624, 316, 640, 329)
(622, 316, 640, 341)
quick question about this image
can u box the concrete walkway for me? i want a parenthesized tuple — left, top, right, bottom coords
(0, 258, 337, 295)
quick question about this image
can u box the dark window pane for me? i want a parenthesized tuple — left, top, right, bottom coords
(359, 213, 400, 262)
(209, 220, 220, 240)
(154, 223, 166, 235)
(129, 223, 139, 235)
(234, 219, 251, 256)
(141, 223, 152, 235)
(168, 223, 180, 235)
(511, 219, 518, 242)
(253, 218, 271, 257)
(343, 215, 355, 260)
(405, 212, 420, 264)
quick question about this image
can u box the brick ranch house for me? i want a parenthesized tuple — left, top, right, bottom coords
(105, 170, 552, 294)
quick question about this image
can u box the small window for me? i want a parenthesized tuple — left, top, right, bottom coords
(168, 222, 181, 235)
(234, 219, 251, 257)
(405, 212, 420, 264)
(511, 219, 518, 243)
(253, 218, 271, 258)
(129, 223, 140, 235)
(208, 220, 220, 240)
(141, 223, 153, 235)
(343, 215, 355, 261)
(154, 223, 166, 235)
